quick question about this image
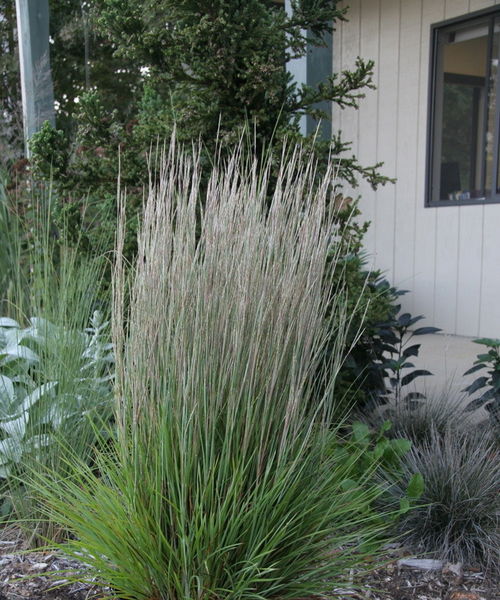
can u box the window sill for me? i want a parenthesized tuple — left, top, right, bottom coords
(426, 196, 500, 207)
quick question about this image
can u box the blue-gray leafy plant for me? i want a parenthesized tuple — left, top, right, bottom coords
(0, 312, 113, 487)
(0, 316, 55, 482)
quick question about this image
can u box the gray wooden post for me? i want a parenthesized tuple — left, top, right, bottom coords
(285, 0, 332, 139)
(285, 0, 307, 135)
(306, 29, 332, 139)
(15, 0, 55, 156)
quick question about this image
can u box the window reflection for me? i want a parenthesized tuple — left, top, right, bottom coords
(439, 21, 488, 201)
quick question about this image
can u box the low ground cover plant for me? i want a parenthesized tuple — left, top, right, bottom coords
(28, 145, 412, 600)
(339, 421, 424, 516)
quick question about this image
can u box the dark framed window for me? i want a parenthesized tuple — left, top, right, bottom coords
(427, 8, 500, 206)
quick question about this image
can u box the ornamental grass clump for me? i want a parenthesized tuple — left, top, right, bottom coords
(32, 143, 394, 600)
(364, 388, 474, 447)
(391, 428, 499, 571)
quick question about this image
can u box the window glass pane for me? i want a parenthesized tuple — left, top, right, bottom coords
(485, 21, 500, 195)
(493, 19, 500, 194)
(439, 22, 488, 201)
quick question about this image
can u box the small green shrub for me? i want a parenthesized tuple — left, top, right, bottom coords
(388, 428, 499, 570)
(338, 421, 424, 516)
(324, 200, 398, 412)
(322, 199, 440, 412)
(333, 263, 440, 413)
(30, 145, 400, 600)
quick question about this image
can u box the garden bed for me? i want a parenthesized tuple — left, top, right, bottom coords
(1, 529, 498, 600)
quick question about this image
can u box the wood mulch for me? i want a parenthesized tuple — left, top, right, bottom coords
(1, 528, 498, 600)
(332, 554, 499, 600)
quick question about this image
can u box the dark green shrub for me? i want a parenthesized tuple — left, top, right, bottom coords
(28, 1, 392, 254)
(0, 0, 23, 166)
(0, 174, 21, 315)
(463, 337, 500, 430)
(372, 313, 440, 404)
(327, 205, 440, 415)
(27, 2, 404, 419)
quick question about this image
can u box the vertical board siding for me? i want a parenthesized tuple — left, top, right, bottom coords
(434, 208, 460, 333)
(335, 0, 500, 337)
(433, 1, 468, 334)
(412, 0, 443, 327)
(357, 0, 380, 256)
(393, 0, 423, 315)
(469, 0, 497, 10)
(374, 0, 400, 282)
(479, 204, 500, 336)
(337, 0, 361, 160)
(456, 205, 484, 336)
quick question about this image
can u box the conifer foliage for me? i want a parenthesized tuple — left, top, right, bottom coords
(29, 1, 390, 251)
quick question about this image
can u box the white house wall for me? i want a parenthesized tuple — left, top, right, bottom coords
(333, 0, 500, 337)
